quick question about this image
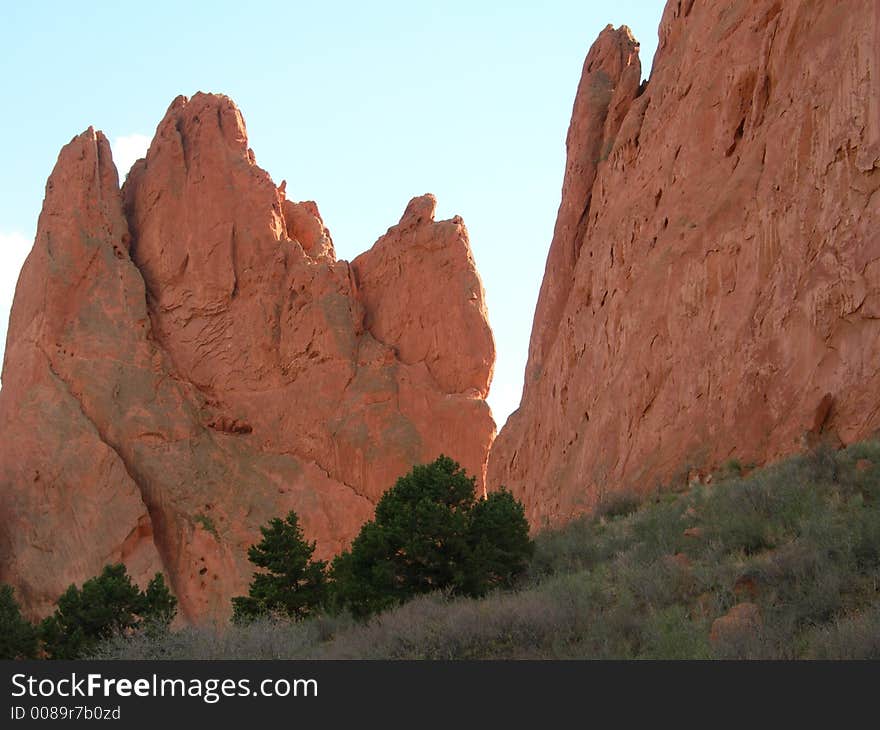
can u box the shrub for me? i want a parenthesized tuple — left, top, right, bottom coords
(40, 565, 176, 659)
(320, 572, 597, 660)
(91, 613, 354, 660)
(806, 608, 880, 659)
(700, 463, 818, 556)
(720, 458, 743, 478)
(231, 511, 327, 623)
(596, 491, 642, 520)
(529, 517, 601, 577)
(91, 441, 880, 660)
(639, 605, 710, 659)
(0, 584, 38, 659)
(631, 499, 688, 559)
(805, 441, 840, 484)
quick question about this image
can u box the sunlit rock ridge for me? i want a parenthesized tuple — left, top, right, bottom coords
(0, 93, 495, 622)
(489, 0, 880, 527)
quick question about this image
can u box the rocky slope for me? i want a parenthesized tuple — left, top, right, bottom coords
(490, 0, 880, 527)
(0, 94, 495, 622)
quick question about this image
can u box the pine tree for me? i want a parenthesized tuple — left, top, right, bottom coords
(0, 584, 38, 659)
(231, 511, 327, 622)
(465, 487, 534, 596)
(39, 565, 176, 659)
(330, 456, 533, 618)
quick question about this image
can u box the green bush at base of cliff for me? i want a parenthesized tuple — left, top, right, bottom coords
(329, 456, 533, 618)
(93, 441, 880, 659)
(40, 565, 177, 659)
(231, 511, 328, 623)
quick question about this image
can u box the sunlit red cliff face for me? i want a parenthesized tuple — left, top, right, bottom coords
(0, 94, 495, 622)
(489, 0, 880, 528)
(2, 0, 879, 623)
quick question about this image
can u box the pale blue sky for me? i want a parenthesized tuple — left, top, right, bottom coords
(0, 0, 665, 425)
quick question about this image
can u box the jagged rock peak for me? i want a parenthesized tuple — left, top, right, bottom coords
(0, 92, 496, 623)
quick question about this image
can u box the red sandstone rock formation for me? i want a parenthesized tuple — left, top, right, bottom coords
(710, 602, 762, 647)
(490, 1, 880, 528)
(0, 94, 494, 622)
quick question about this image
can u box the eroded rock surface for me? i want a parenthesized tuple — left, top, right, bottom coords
(0, 94, 495, 622)
(490, 2, 880, 527)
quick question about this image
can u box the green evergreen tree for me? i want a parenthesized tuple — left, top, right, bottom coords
(330, 455, 532, 618)
(0, 584, 38, 659)
(39, 565, 176, 659)
(329, 522, 405, 618)
(142, 573, 179, 633)
(465, 487, 534, 596)
(231, 511, 327, 622)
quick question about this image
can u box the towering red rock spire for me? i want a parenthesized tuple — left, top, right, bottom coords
(0, 94, 496, 622)
(489, 0, 880, 527)
(0, 128, 165, 618)
(526, 24, 642, 387)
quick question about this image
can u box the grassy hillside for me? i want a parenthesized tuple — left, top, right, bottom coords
(94, 441, 880, 659)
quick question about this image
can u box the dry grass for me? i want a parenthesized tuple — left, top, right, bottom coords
(94, 441, 880, 660)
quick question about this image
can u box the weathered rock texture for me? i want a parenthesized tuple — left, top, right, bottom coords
(0, 94, 494, 621)
(490, 1, 880, 528)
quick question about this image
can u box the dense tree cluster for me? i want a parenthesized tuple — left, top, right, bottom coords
(235, 455, 533, 621)
(5, 456, 530, 659)
(1, 565, 177, 660)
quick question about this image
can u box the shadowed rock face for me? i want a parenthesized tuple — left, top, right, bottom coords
(0, 94, 495, 622)
(490, 1, 880, 528)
